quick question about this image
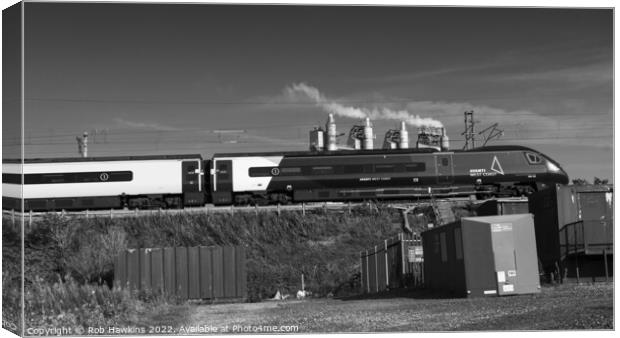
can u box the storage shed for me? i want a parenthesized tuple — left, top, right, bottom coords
(421, 214, 540, 297)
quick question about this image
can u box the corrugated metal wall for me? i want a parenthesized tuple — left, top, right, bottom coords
(360, 233, 424, 294)
(114, 246, 246, 300)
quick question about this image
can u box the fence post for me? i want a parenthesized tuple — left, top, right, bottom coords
(230, 205, 234, 216)
(110, 208, 113, 219)
(348, 202, 352, 215)
(255, 204, 259, 216)
(374, 245, 379, 293)
(302, 202, 305, 216)
(29, 210, 33, 228)
(576, 266, 580, 284)
(11, 209, 15, 226)
(384, 239, 389, 288)
(277, 203, 281, 217)
(365, 250, 370, 293)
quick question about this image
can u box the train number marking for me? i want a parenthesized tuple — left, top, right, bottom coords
(271, 168, 280, 176)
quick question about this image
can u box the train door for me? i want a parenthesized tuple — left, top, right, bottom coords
(181, 160, 204, 206)
(212, 160, 233, 205)
(435, 154, 454, 184)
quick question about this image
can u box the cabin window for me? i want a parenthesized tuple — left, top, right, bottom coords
(525, 152, 542, 164)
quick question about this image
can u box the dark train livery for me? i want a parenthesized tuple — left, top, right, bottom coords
(3, 145, 569, 211)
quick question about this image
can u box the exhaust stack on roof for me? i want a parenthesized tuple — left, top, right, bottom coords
(382, 121, 409, 149)
(326, 113, 338, 151)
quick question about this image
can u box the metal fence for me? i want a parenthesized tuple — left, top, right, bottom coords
(360, 233, 424, 294)
(114, 246, 246, 301)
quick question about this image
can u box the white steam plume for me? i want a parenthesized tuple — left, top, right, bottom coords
(285, 83, 443, 128)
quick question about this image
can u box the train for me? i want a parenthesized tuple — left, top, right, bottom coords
(2, 145, 569, 211)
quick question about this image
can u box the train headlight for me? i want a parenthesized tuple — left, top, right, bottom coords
(546, 161, 561, 172)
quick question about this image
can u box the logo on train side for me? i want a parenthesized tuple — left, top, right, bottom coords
(271, 167, 280, 176)
(99, 172, 109, 181)
(490, 156, 504, 175)
(469, 156, 505, 177)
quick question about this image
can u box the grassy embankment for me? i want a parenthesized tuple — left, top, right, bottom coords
(3, 203, 433, 330)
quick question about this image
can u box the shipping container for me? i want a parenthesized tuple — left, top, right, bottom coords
(528, 184, 613, 279)
(360, 233, 424, 294)
(476, 198, 529, 217)
(421, 214, 540, 297)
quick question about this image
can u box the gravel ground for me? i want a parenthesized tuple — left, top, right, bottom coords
(189, 283, 613, 332)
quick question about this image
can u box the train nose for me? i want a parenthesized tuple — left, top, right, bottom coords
(546, 160, 569, 184)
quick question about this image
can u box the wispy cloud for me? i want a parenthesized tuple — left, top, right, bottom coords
(496, 61, 612, 88)
(113, 118, 181, 131)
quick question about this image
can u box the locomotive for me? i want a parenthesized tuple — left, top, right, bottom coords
(2, 145, 569, 211)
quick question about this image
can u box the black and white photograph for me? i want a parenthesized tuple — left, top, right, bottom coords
(1, 0, 615, 336)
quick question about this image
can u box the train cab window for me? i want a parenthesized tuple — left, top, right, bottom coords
(525, 152, 542, 164)
(441, 158, 449, 166)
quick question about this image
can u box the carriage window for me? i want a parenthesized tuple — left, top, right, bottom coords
(311, 166, 334, 175)
(441, 158, 449, 166)
(2, 174, 21, 184)
(405, 163, 426, 172)
(281, 167, 301, 174)
(21, 171, 133, 184)
(375, 164, 395, 173)
(344, 165, 365, 174)
(525, 152, 542, 164)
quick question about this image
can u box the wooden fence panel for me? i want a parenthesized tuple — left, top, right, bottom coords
(163, 247, 176, 295)
(188, 247, 200, 299)
(176, 247, 189, 299)
(151, 248, 164, 292)
(235, 246, 246, 298)
(140, 249, 151, 289)
(199, 246, 213, 299)
(223, 246, 236, 298)
(115, 245, 246, 301)
(212, 247, 224, 298)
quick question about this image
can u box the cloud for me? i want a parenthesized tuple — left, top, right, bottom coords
(113, 118, 181, 131)
(497, 62, 612, 88)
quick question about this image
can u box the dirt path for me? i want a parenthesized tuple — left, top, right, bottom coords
(188, 284, 613, 333)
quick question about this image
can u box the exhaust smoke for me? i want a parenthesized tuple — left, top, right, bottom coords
(285, 82, 443, 128)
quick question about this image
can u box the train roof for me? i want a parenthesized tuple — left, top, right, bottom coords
(2, 154, 203, 164)
(212, 145, 540, 158)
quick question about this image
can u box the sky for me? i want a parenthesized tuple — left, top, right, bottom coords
(2, 2, 614, 182)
